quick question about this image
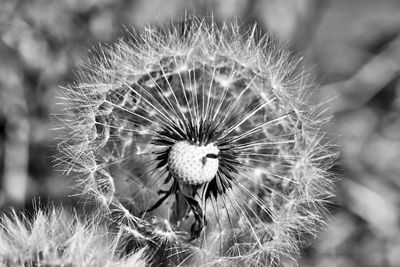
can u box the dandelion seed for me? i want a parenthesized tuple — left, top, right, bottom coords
(57, 15, 335, 266)
(0, 207, 148, 266)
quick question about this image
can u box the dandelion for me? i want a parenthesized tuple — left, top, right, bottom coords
(0, 207, 148, 266)
(57, 16, 335, 266)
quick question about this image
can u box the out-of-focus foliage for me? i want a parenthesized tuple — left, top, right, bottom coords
(0, 0, 400, 266)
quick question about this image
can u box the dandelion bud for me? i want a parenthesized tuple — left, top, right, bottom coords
(57, 16, 335, 266)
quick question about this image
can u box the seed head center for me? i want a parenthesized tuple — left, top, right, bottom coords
(168, 141, 219, 185)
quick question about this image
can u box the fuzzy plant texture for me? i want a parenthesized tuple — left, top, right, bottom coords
(56, 16, 335, 267)
(0, 207, 148, 266)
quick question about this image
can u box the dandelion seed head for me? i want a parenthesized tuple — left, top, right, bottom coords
(0, 208, 149, 266)
(56, 15, 336, 266)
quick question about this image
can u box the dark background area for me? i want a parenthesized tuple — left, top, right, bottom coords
(1, 0, 400, 266)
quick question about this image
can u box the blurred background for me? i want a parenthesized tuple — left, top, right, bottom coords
(0, 0, 400, 266)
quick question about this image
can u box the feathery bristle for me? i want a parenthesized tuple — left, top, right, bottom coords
(0, 207, 148, 266)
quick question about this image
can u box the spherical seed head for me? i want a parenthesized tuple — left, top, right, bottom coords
(57, 16, 336, 266)
(168, 141, 219, 185)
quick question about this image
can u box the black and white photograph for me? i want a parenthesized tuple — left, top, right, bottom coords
(0, 0, 399, 266)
